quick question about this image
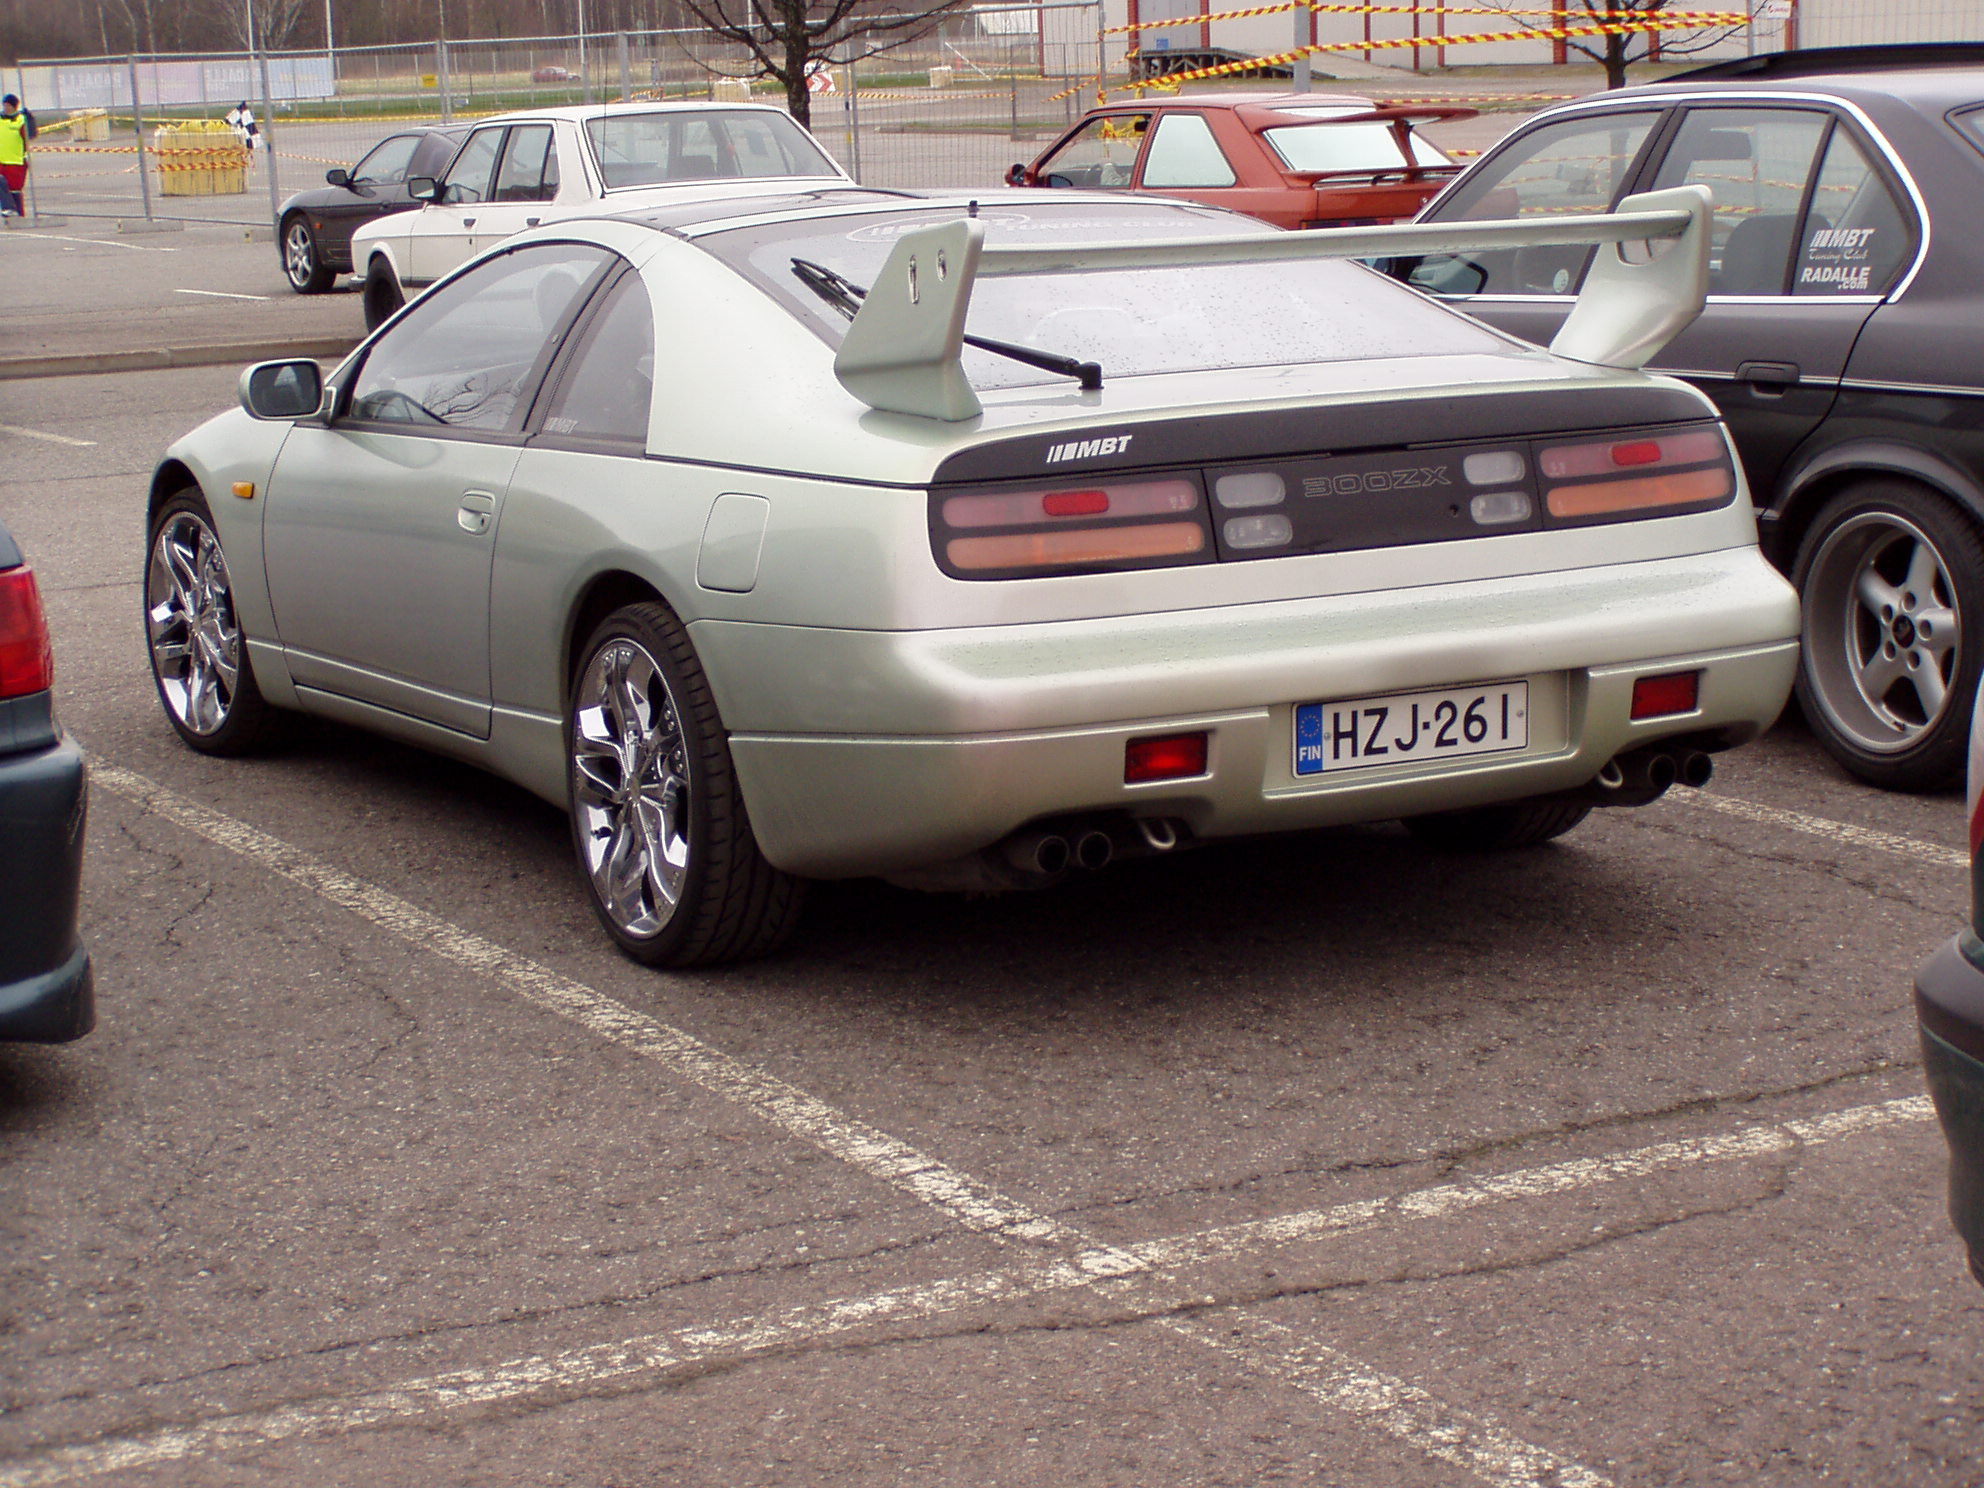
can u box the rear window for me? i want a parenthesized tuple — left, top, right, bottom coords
(584, 109, 840, 189)
(706, 202, 1506, 390)
(1264, 118, 1451, 173)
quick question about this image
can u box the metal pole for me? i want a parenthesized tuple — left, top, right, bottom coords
(129, 54, 154, 220)
(578, 0, 590, 104)
(437, 38, 453, 121)
(617, 31, 631, 100)
(847, 57, 861, 180)
(257, 47, 282, 225)
(1292, 0, 1311, 91)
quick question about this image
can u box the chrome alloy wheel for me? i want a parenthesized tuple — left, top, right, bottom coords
(572, 638, 691, 939)
(146, 511, 245, 736)
(282, 219, 315, 288)
(1804, 510, 1962, 752)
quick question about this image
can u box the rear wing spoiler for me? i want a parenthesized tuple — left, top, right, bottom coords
(834, 184, 1711, 422)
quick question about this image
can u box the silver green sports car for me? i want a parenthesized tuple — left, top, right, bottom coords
(145, 186, 1800, 966)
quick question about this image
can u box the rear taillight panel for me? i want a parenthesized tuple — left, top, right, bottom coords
(0, 565, 55, 700)
(930, 421, 1737, 578)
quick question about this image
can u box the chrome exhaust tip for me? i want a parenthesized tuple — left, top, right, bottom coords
(1074, 830, 1114, 871)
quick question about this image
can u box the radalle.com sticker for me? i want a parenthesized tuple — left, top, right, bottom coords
(1800, 226, 1878, 293)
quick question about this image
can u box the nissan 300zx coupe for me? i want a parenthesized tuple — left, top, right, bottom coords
(144, 185, 1799, 966)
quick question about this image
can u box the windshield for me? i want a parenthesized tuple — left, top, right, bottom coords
(584, 109, 841, 189)
(1264, 119, 1452, 173)
(708, 201, 1505, 390)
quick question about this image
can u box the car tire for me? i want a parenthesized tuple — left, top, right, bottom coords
(1403, 799, 1592, 851)
(281, 213, 334, 294)
(144, 489, 278, 756)
(361, 256, 404, 330)
(1792, 479, 1984, 792)
(567, 600, 805, 968)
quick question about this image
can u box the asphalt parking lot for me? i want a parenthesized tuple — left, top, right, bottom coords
(6, 167, 1984, 1486)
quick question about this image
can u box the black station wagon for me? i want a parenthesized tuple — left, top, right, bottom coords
(1402, 44, 1984, 791)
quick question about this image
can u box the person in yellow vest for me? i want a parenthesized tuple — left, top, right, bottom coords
(0, 95, 32, 218)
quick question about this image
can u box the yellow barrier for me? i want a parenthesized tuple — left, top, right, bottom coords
(152, 118, 249, 195)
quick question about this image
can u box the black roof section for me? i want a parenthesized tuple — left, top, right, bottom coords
(1670, 42, 1984, 82)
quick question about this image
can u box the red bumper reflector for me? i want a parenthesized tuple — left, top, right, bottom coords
(1631, 671, 1700, 720)
(0, 566, 55, 700)
(1125, 731, 1209, 784)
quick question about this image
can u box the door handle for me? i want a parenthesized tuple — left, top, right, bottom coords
(457, 490, 496, 535)
(1737, 360, 1800, 394)
(526, 217, 540, 227)
(462, 216, 476, 228)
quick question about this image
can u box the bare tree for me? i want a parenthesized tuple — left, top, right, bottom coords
(209, 0, 314, 52)
(1479, 0, 1749, 89)
(671, 0, 972, 127)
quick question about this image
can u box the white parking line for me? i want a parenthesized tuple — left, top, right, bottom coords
(171, 288, 267, 301)
(0, 1047, 1924, 1488)
(85, 761, 1608, 1488)
(0, 423, 96, 447)
(1674, 791, 1967, 870)
(8, 233, 176, 252)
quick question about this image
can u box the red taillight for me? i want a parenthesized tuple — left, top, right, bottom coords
(1631, 671, 1699, 720)
(1538, 425, 1736, 524)
(0, 566, 55, 700)
(1125, 731, 1209, 784)
(936, 477, 1211, 578)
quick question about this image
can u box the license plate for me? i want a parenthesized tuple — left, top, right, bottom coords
(1295, 681, 1530, 775)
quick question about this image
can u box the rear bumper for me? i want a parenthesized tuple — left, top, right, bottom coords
(0, 728, 93, 1042)
(1916, 935, 1984, 1282)
(704, 546, 1799, 878)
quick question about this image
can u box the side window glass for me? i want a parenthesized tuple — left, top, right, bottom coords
(351, 134, 418, 185)
(540, 272, 655, 446)
(1415, 110, 1659, 295)
(348, 244, 611, 432)
(1795, 127, 1913, 296)
(1650, 108, 1829, 295)
(1037, 114, 1152, 189)
(1140, 113, 1237, 189)
(440, 128, 503, 205)
(494, 123, 555, 202)
(409, 131, 459, 178)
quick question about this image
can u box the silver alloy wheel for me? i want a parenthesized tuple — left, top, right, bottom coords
(572, 638, 691, 939)
(146, 510, 245, 736)
(282, 219, 315, 288)
(1803, 510, 1962, 753)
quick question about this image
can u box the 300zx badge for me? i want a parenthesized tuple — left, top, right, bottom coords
(1302, 465, 1452, 498)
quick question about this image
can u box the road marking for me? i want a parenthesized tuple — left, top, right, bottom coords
(1675, 790, 1967, 870)
(8, 232, 175, 252)
(86, 761, 1605, 1488)
(0, 423, 96, 447)
(0, 1079, 1926, 1488)
(172, 288, 267, 301)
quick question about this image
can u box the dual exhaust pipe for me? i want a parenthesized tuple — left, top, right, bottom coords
(1578, 742, 1715, 807)
(1000, 816, 1184, 880)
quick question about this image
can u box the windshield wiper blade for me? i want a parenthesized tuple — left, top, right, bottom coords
(790, 257, 1103, 392)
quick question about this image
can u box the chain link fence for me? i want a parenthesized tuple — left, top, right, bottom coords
(10, 0, 1976, 226)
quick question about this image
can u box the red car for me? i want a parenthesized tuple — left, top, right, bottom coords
(1008, 91, 1473, 230)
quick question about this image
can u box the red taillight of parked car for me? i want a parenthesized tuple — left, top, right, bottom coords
(0, 566, 55, 699)
(1630, 670, 1700, 720)
(934, 477, 1214, 579)
(1538, 427, 1736, 523)
(1125, 731, 1209, 784)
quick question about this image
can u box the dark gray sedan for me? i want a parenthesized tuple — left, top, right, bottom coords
(1402, 43, 1984, 791)
(277, 126, 465, 294)
(0, 517, 91, 1041)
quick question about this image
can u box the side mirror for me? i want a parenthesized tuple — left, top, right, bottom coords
(1006, 162, 1029, 186)
(325, 166, 351, 188)
(238, 359, 324, 421)
(407, 176, 440, 203)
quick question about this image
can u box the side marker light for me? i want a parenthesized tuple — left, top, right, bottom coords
(232, 482, 256, 500)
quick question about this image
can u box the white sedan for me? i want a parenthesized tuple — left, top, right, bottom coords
(349, 101, 850, 328)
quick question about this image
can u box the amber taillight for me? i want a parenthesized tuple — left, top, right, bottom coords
(934, 477, 1214, 579)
